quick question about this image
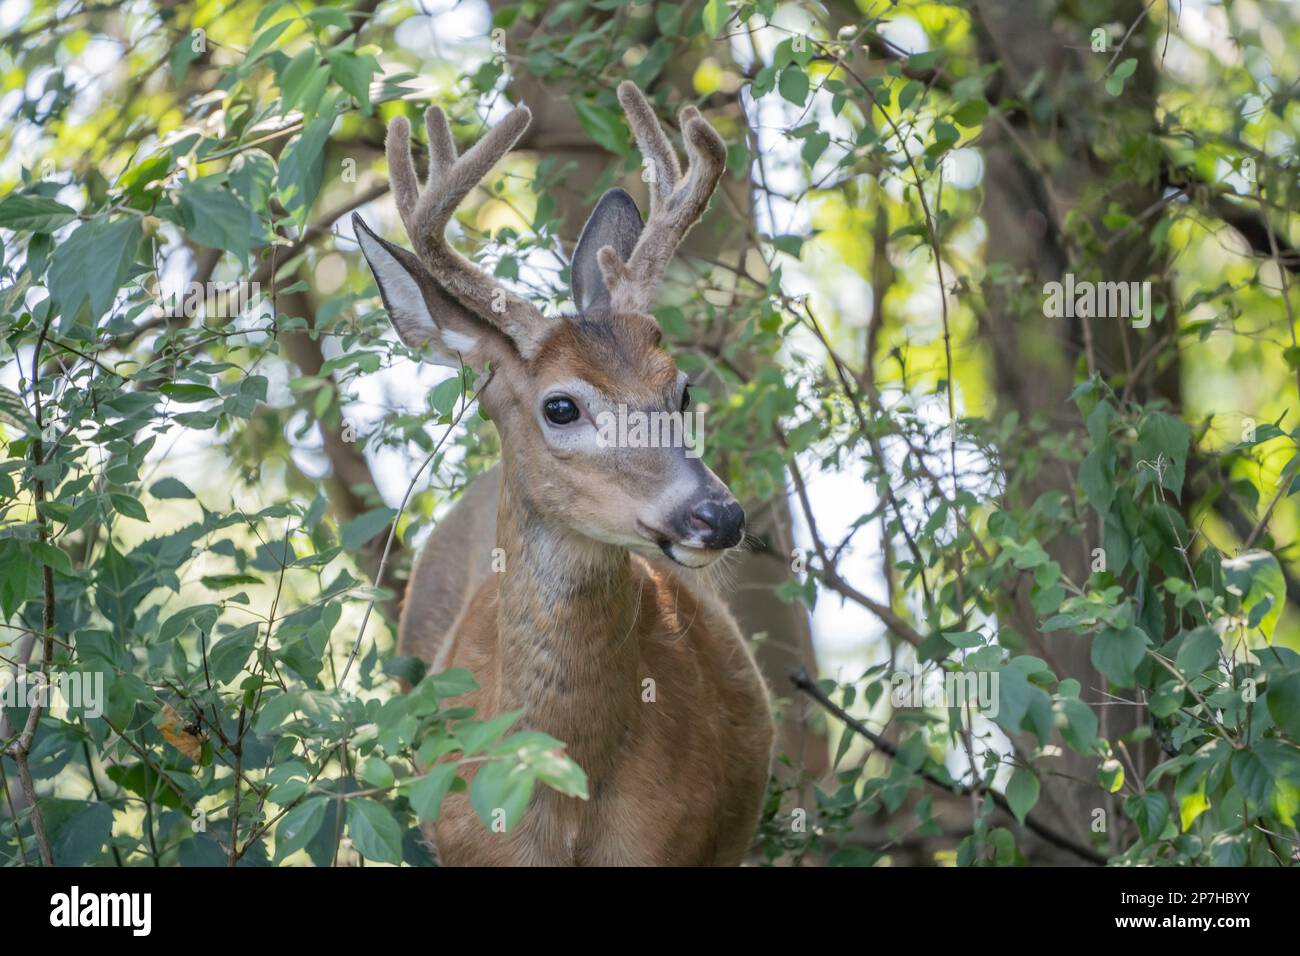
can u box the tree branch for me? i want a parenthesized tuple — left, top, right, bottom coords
(790, 668, 1108, 866)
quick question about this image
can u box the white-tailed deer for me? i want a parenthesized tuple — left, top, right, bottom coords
(353, 82, 773, 865)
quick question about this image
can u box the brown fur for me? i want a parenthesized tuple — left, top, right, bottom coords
(533, 313, 676, 401)
(398, 365, 775, 865)
(401, 488, 772, 865)
(375, 82, 773, 866)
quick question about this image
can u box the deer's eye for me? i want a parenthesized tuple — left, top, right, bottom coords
(543, 396, 580, 425)
(680, 385, 691, 412)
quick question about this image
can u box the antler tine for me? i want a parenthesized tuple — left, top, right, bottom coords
(602, 81, 726, 315)
(616, 82, 682, 214)
(382, 104, 553, 353)
(385, 115, 422, 241)
(400, 105, 532, 259)
(424, 106, 457, 182)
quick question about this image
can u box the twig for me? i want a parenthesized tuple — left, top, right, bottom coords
(4, 316, 59, 865)
(338, 368, 495, 685)
(791, 668, 1108, 866)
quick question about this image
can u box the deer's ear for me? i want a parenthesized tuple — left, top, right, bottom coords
(353, 213, 505, 369)
(571, 188, 643, 315)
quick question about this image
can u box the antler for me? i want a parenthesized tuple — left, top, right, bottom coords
(385, 105, 554, 353)
(597, 82, 727, 315)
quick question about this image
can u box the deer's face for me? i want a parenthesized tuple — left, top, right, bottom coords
(483, 311, 744, 569)
(354, 82, 735, 567)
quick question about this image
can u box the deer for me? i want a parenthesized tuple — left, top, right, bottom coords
(352, 81, 773, 866)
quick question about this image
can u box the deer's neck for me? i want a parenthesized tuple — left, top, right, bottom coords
(493, 475, 642, 775)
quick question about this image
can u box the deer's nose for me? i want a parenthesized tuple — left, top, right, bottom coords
(687, 498, 746, 549)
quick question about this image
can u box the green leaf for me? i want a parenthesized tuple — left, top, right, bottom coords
(778, 68, 809, 106)
(934, 121, 960, 146)
(574, 99, 628, 155)
(279, 49, 327, 114)
(275, 796, 328, 862)
(1174, 626, 1221, 678)
(529, 748, 589, 800)
(161, 382, 221, 403)
(245, 20, 292, 64)
(31, 541, 72, 575)
(769, 234, 804, 257)
(906, 50, 940, 71)
(159, 604, 219, 642)
(1229, 739, 1296, 810)
(701, 0, 729, 35)
(1222, 550, 1286, 638)
(897, 80, 923, 111)
(1105, 58, 1137, 96)
(0, 195, 78, 232)
(1059, 697, 1100, 754)
(423, 668, 479, 700)
(994, 665, 1054, 743)
(1099, 758, 1125, 794)
(1091, 625, 1149, 687)
(800, 130, 831, 166)
(109, 493, 149, 522)
(53, 802, 113, 866)
(1079, 447, 1114, 515)
(455, 710, 524, 757)
(328, 51, 380, 113)
(361, 756, 395, 790)
(340, 507, 396, 551)
(278, 114, 334, 216)
(1005, 767, 1040, 824)
(171, 34, 202, 83)
(48, 217, 142, 328)
(1135, 410, 1190, 497)
(1124, 791, 1169, 842)
(1264, 667, 1300, 739)
(307, 7, 352, 29)
(430, 376, 463, 416)
(177, 181, 256, 260)
(346, 798, 402, 864)
(408, 764, 458, 823)
(208, 623, 260, 683)
(1209, 833, 1247, 867)
(952, 99, 988, 125)
(119, 153, 172, 198)
(150, 477, 195, 499)
(254, 691, 301, 736)
(469, 760, 535, 832)
(0, 384, 38, 434)
(827, 846, 880, 866)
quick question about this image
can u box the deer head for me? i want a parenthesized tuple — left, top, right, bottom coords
(353, 82, 743, 568)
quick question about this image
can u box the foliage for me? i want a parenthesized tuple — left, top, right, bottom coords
(1, 0, 1299, 867)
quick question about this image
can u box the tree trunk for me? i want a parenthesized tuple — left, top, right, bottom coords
(973, 0, 1174, 861)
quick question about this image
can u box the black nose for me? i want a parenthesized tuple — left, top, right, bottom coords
(687, 498, 746, 549)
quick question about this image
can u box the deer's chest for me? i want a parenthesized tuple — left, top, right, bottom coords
(430, 572, 772, 865)
(433, 669, 768, 866)
(435, 734, 746, 866)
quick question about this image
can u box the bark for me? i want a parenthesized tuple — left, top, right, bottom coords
(972, 0, 1173, 861)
